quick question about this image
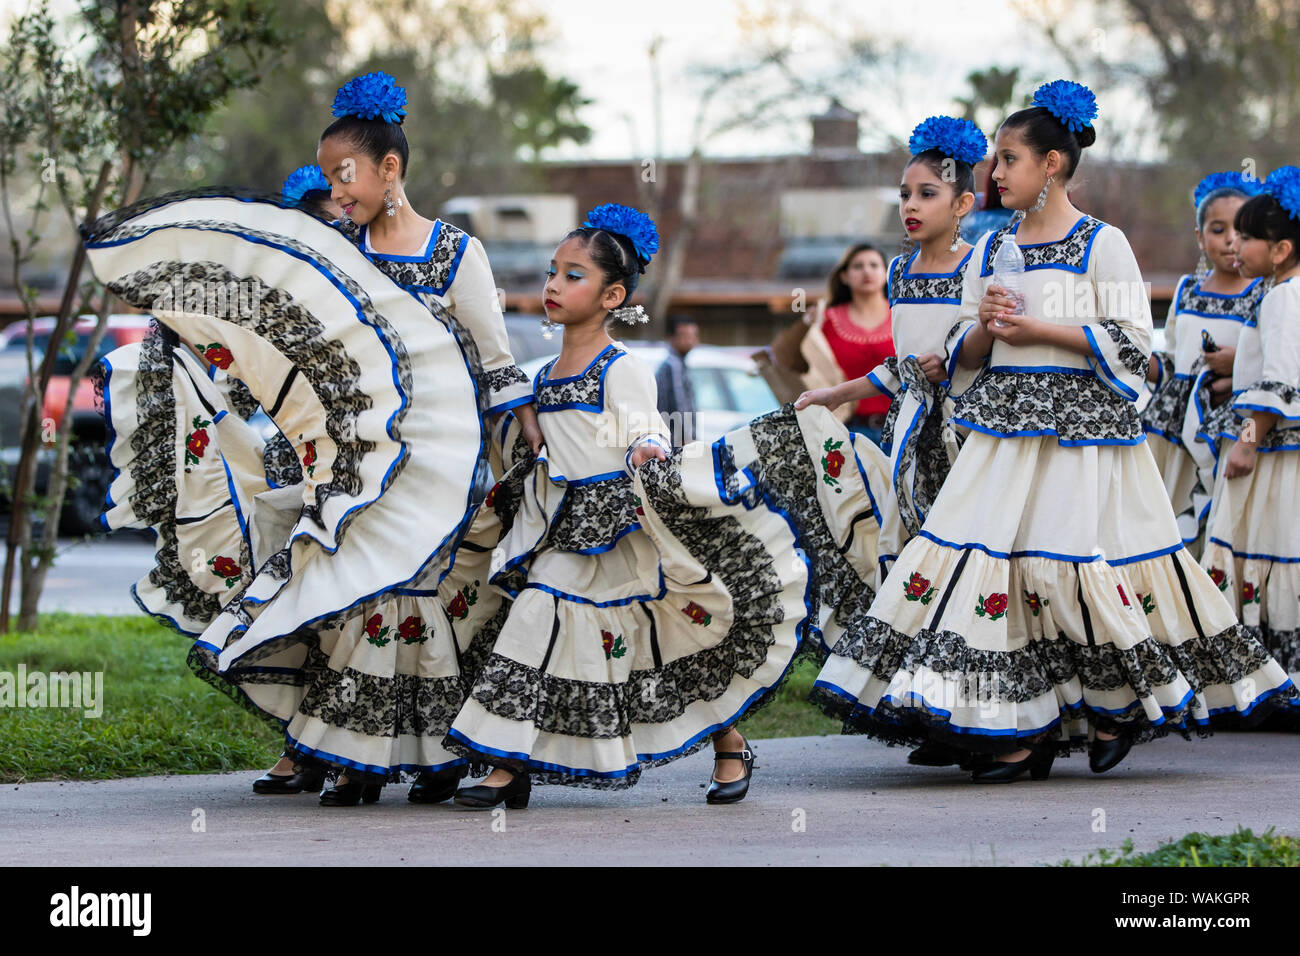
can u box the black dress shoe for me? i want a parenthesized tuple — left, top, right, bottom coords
(1089, 734, 1133, 773)
(319, 778, 382, 807)
(408, 769, 462, 804)
(454, 767, 530, 809)
(908, 740, 962, 766)
(706, 740, 756, 805)
(971, 744, 1054, 783)
(252, 765, 327, 795)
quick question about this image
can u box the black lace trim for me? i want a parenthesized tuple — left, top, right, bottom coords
(953, 370, 1143, 441)
(979, 218, 1104, 275)
(889, 256, 964, 303)
(1102, 319, 1149, 379)
(221, 377, 261, 421)
(1200, 396, 1296, 449)
(262, 432, 304, 487)
(361, 221, 468, 295)
(893, 358, 954, 535)
(1141, 362, 1197, 440)
(1177, 277, 1267, 320)
(1246, 379, 1300, 406)
(549, 475, 639, 553)
(812, 615, 1294, 755)
(482, 365, 529, 395)
(535, 347, 624, 409)
(1245, 623, 1300, 673)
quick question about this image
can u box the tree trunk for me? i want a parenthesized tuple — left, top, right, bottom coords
(647, 148, 701, 333)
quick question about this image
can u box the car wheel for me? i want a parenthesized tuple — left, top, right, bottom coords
(59, 442, 112, 536)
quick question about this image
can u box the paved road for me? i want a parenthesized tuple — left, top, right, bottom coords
(4, 732, 1298, 866)
(3, 531, 154, 617)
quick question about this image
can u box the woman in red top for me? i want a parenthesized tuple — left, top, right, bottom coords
(800, 242, 896, 443)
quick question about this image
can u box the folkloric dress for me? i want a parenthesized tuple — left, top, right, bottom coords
(1200, 278, 1300, 678)
(1141, 274, 1265, 552)
(89, 191, 510, 783)
(868, 248, 976, 578)
(444, 344, 869, 787)
(811, 216, 1296, 754)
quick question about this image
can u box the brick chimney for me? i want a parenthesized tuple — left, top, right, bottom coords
(811, 99, 860, 154)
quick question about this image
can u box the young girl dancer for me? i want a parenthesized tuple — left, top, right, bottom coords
(1142, 172, 1265, 554)
(1200, 169, 1300, 682)
(796, 115, 986, 769)
(444, 204, 816, 806)
(811, 80, 1295, 782)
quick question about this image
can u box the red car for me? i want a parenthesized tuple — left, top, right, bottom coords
(0, 314, 151, 534)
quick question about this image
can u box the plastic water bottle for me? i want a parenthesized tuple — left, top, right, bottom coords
(991, 236, 1026, 328)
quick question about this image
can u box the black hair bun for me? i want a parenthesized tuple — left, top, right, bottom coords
(1075, 125, 1096, 149)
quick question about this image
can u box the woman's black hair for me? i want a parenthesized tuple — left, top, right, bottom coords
(1235, 193, 1300, 260)
(827, 242, 885, 307)
(319, 114, 410, 178)
(1196, 187, 1250, 230)
(905, 149, 976, 199)
(561, 226, 645, 305)
(998, 106, 1095, 180)
(296, 189, 337, 222)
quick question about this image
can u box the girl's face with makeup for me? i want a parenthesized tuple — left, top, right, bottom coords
(1197, 195, 1245, 275)
(543, 236, 626, 324)
(316, 135, 399, 226)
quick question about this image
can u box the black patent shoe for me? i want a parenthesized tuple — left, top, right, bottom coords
(454, 767, 530, 809)
(319, 778, 382, 807)
(706, 740, 756, 805)
(908, 740, 963, 767)
(408, 769, 462, 804)
(1089, 734, 1133, 774)
(971, 744, 1054, 784)
(252, 762, 326, 795)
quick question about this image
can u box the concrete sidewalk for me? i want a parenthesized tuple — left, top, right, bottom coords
(3, 733, 1298, 866)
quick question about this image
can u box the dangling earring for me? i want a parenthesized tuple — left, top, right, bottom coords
(949, 220, 962, 253)
(384, 182, 396, 217)
(540, 316, 560, 340)
(1029, 175, 1054, 214)
(1194, 249, 1210, 284)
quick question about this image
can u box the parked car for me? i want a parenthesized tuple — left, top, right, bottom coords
(520, 342, 778, 442)
(0, 314, 151, 534)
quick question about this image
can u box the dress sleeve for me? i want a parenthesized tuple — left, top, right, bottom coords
(443, 235, 532, 415)
(1081, 225, 1152, 402)
(943, 235, 992, 396)
(1236, 286, 1300, 422)
(1150, 280, 1184, 391)
(606, 353, 672, 471)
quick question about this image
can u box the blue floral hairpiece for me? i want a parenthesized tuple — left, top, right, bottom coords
(1264, 165, 1300, 223)
(332, 71, 407, 124)
(908, 116, 987, 166)
(282, 164, 330, 204)
(1192, 170, 1263, 208)
(1031, 79, 1098, 133)
(582, 203, 660, 266)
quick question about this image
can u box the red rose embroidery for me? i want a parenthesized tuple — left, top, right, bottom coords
(302, 440, 317, 478)
(1242, 582, 1259, 604)
(975, 592, 1008, 620)
(602, 631, 614, 655)
(601, 629, 627, 660)
(824, 449, 845, 478)
(904, 572, 936, 604)
(365, 614, 383, 638)
(187, 429, 209, 457)
(398, 615, 423, 641)
(1023, 591, 1049, 616)
(363, 612, 391, 646)
(447, 593, 468, 619)
(204, 343, 234, 369)
(211, 556, 240, 578)
(634, 494, 644, 517)
(1208, 567, 1228, 591)
(485, 483, 498, 508)
(1117, 585, 1131, 607)
(682, 601, 712, 626)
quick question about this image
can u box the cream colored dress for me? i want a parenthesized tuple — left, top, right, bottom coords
(1141, 274, 1264, 552)
(813, 217, 1296, 754)
(90, 192, 498, 783)
(1201, 278, 1300, 678)
(445, 345, 839, 787)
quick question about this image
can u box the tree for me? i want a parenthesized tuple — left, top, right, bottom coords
(956, 66, 1021, 132)
(0, 0, 290, 633)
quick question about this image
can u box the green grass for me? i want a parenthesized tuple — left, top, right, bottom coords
(1, 614, 837, 782)
(740, 657, 840, 739)
(1062, 827, 1300, 867)
(0, 613, 280, 782)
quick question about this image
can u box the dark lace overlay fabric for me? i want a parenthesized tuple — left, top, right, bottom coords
(1178, 277, 1268, 321)
(452, 433, 806, 789)
(1199, 393, 1297, 450)
(812, 609, 1291, 755)
(889, 255, 965, 303)
(1141, 362, 1199, 441)
(979, 217, 1105, 276)
(892, 357, 954, 536)
(534, 347, 624, 410)
(953, 370, 1143, 442)
(549, 475, 640, 553)
(358, 220, 469, 296)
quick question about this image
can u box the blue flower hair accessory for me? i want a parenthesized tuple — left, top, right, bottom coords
(908, 115, 987, 166)
(582, 203, 660, 267)
(1264, 165, 1300, 222)
(1031, 79, 1098, 133)
(1192, 170, 1264, 208)
(332, 71, 407, 124)
(282, 164, 330, 204)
